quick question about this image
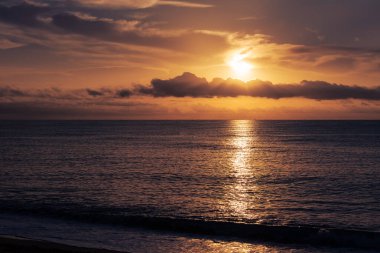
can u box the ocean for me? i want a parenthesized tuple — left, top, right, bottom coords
(0, 120, 379, 252)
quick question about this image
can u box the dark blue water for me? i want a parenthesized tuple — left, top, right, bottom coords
(0, 121, 379, 251)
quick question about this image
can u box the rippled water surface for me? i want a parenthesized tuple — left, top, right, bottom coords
(0, 120, 380, 251)
(0, 121, 380, 252)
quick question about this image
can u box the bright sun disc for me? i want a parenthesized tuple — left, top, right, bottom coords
(228, 52, 253, 80)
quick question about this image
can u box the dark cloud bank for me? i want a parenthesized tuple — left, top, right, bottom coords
(138, 72, 380, 100)
(1, 73, 380, 119)
(0, 86, 132, 99)
(1, 72, 380, 101)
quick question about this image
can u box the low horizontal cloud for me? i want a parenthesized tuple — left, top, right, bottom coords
(0, 86, 132, 99)
(0, 86, 140, 119)
(137, 72, 380, 100)
(2, 73, 380, 101)
(0, 100, 152, 120)
(1, 73, 380, 119)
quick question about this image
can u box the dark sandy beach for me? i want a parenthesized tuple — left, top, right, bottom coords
(0, 236, 127, 253)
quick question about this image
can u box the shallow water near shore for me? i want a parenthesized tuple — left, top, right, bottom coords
(0, 120, 379, 251)
(0, 213, 375, 253)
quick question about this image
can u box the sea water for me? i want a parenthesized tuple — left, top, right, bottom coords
(0, 121, 379, 252)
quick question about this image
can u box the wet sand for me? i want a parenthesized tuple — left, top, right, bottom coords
(0, 236, 127, 253)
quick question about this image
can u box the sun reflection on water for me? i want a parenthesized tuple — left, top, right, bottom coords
(228, 120, 256, 217)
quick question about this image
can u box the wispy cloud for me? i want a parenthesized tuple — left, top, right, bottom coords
(158, 1, 213, 8)
(0, 38, 24, 49)
(74, 0, 212, 9)
(74, 0, 157, 9)
(0, 2, 227, 54)
(0, 86, 133, 99)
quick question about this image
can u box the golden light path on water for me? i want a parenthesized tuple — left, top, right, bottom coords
(228, 120, 256, 218)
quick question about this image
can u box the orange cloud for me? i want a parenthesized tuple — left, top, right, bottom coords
(75, 0, 212, 9)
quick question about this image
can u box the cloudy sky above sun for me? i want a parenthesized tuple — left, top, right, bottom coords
(0, 0, 380, 119)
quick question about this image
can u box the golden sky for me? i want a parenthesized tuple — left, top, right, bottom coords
(0, 0, 380, 119)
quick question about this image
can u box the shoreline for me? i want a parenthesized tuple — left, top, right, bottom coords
(0, 235, 127, 253)
(1, 211, 379, 251)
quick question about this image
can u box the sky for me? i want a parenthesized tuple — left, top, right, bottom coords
(0, 0, 380, 119)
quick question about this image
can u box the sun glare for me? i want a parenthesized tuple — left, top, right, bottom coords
(228, 51, 253, 81)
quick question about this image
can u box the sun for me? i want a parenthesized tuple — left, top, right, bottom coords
(228, 51, 253, 81)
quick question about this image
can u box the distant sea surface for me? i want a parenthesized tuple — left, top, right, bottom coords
(0, 121, 379, 252)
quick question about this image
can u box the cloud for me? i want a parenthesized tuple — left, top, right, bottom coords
(289, 45, 380, 55)
(0, 101, 93, 119)
(116, 89, 132, 98)
(51, 12, 228, 53)
(227, 0, 380, 48)
(75, 0, 157, 9)
(0, 100, 154, 119)
(1, 77, 380, 120)
(0, 1, 49, 27)
(2, 73, 380, 102)
(137, 72, 380, 100)
(0, 38, 25, 49)
(158, 1, 213, 8)
(0, 2, 227, 54)
(75, 0, 212, 9)
(0, 86, 133, 100)
(0, 85, 139, 119)
(86, 88, 105, 97)
(315, 57, 357, 72)
(0, 86, 27, 97)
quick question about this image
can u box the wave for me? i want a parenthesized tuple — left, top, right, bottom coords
(1, 206, 379, 250)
